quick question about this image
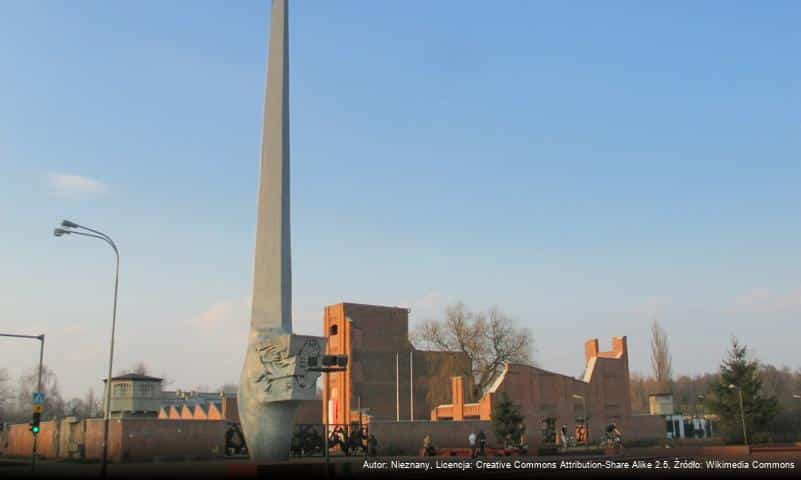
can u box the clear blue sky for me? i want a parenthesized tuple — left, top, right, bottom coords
(1, 1, 799, 399)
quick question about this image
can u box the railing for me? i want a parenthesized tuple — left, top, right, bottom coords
(291, 424, 370, 457)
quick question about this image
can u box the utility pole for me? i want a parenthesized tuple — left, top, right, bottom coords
(33, 335, 44, 472)
(395, 353, 400, 422)
(0, 333, 45, 473)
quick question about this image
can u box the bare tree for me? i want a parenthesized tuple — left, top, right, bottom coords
(117, 361, 151, 376)
(17, 365, 65, 421)
(64, 397, 89, 418)
(0, 368, 12, 418)
(650, 320, 673, 390)
(62, 387, 103, 419)
(84, 387, 101, 417)
(411, 302, 533, 396)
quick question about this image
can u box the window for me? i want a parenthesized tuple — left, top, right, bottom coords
(136, 383, 154, 397)
(113, 383, 131, 397)
(329, 324, 338, 335)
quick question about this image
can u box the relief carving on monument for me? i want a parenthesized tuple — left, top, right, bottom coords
(243, 332, 323, 404)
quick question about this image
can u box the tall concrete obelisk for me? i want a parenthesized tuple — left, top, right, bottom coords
(253, 0, 291, 332)
(239, 0, 323, 462)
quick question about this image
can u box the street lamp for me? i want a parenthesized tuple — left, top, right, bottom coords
(728, 384, 748, 446)
(696, 394, 706, 438)
(54, 220, 119, 478)
(572, 394, 588, 447)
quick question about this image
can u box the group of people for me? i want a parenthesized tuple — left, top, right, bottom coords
(555, 422, 621, 450)
(421, 430, 488, 457)
(467, 430, 488, 458)
(603, 423, 623, 449)
(327, 425, 378, 456)
(418, 421, 622, 458)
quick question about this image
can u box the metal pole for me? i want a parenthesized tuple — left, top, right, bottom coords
(31, 335, 44, 472)
(100, 242, 120, 479)
(324, 373, 330, 478)
(700, 403, 705, 438)
(0, 333, 46, 473)
(409, 351, 414, 421)
(738, 388, 748, 447)
(395, 353, 399, 422)
(53, 222, 119, 478)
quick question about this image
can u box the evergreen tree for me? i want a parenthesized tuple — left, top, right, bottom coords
(492, 392, 524, 443)
(706, 338, 778, 443)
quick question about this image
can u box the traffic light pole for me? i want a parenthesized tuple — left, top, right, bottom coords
(0, 333, 45, 473)
(32, 335, 44, 473)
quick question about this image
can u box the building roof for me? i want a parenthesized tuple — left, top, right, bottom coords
(103, 373, 163, 382)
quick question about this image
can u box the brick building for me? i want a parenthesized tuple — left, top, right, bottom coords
(430, 336, 664, 443)
(322, 302, 471, 425)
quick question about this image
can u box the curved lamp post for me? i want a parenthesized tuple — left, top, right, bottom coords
(696, 394, 706, 438)
(54, 220, 119, 478)
(728, 384, 748, 447)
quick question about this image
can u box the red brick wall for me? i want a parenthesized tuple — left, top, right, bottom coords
(2, 420, 64, 458)
(2, 419, 224, 463)
(117, 420, 225, 461)
(621, 414, 666, 442)
(84, 419, 123, 461)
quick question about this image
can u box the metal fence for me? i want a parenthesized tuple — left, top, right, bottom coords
(291, 424, 369, 457)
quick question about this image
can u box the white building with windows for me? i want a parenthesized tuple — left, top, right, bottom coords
(102, 373, 164, 418)
(648, 393, 712, 439)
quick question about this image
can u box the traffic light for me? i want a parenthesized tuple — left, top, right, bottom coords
(29, 412, 41, 435)
(322, 354, 347, 368)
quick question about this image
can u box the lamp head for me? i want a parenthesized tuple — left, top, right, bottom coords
(728, 384, 737, 390)
(793, 394, 801, 399)
(61, 220, 79, 229)
(53, 228, 71, 237)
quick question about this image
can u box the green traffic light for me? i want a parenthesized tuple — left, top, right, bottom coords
(32, 426, 39, 433)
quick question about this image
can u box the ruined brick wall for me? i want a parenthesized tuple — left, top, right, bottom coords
(323, 302, 470, 424)
(430, 337, 661, 445)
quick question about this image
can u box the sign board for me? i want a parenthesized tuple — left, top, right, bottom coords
(32, 392, 45, 405)
(32, 404, 43, 414)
